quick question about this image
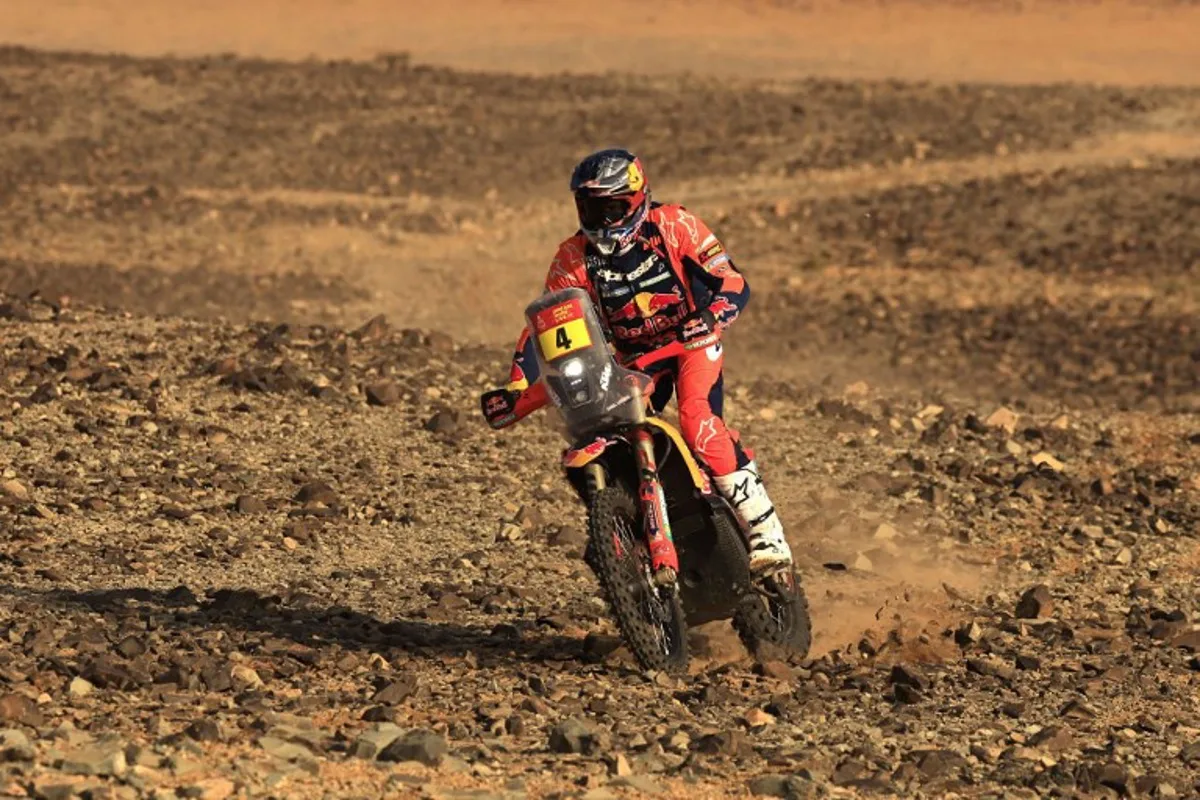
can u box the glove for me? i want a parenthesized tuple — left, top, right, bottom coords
(678, 309, 719, 349)
(480, 387, 520, 429)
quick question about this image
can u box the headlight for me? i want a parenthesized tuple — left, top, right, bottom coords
(561, 358, 585, 379)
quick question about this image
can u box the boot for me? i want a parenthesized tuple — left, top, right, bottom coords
(714, 461, 793, 572)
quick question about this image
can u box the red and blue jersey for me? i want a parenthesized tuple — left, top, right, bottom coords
(506, 203, 750, 391)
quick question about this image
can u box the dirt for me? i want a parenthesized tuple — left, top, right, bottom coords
(1, 2, 1199, 798)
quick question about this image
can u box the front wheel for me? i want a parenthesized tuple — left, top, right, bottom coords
(586, 484, 688, 673)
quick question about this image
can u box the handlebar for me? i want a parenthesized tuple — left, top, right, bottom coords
(484, 331, 721, 430)
(626, 331, 721, 372)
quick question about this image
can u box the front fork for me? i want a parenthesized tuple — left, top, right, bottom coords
(632, 427, 680, 585)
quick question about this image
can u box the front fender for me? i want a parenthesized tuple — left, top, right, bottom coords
(562, 435, 621, 469)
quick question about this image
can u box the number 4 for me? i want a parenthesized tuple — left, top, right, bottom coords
(555, 327, 572, 351)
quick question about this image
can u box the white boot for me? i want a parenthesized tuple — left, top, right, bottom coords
(714, 461, 793, 573)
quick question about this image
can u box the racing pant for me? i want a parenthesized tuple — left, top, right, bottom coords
(648, 342, 750, 477)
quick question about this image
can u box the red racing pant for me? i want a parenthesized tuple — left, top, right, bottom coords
(647, 342, 751, 477)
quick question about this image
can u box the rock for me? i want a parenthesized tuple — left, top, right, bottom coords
(743, 708, 776, 729)
(378, 729, 447, 766)
(181, 779, 235, 800)
(30, 775, 90, 800)
(872, 523, 899, 541)
(60, 739, 128, 776)
(1179, 741, 1200, 764)
(423, 409, 459, 434)
(893, 684, 923, 705)
(1097, 762, 1130, 794)
(353, 314, 390, 341)
(914, 749, 967, 779)
(955, 621, 983, 646)
(160, 505, 192, 520)
(496, 522, 524, 542)
(610, 775, 665, 795)
(234, 495, 267, 514)
(985, 407, 1019, 433)
(1031, 451, 1065, 471)
(0, 729, 35, 761)
(1029, 726, 1075, 752)
(294, 481, 338, 506)
(258, 735, 317, 767)
(185, 719, 222, 742)
(1060, 698, 1098, 720)
(966, 658, 1016, 681)
(758, 661, 795, 681)
(0, 480, 30, 501)
(68, 676, 95, 698)
(549, 717, 610, 756)
(697, 730, 751, 757)
(230, 664, 264, 692)
(748, 775, 791, 797)
(365, 382, 402, 407)
(1015, 654, 1042, 670)
(372, 676, 418, 706)
(1171, 630, 1200, 652)
(352, 724, 405, 759)
(0, 693, 44, 727)
(1016, 584, 1054, 619)
(890, 664, 929, 691)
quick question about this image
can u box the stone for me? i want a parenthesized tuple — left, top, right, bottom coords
(182, 779, 235, 800)
(230, 665, 264, 692)
(549, 717, 610, 756)
(365, 382, 402, 407)
(748, 775, 790, 797)
(0, 729, 35, 761)
(873, 523, 899, 541)
(610, 775, 665, 795)
(351, 724, 405, 760)
(1016, 584, 1054, 619)
(1031, 451, 1065, 471)
(185, 719, 222, 742)
(378, 729, 447, 766)
(372, 676, 418, 706)
(1029, 726, 1075, 752)
(294, 480, 338, 506)
(984, 407, 1019, 433)
(60, 739, 128, 776)
(234, 495, 267, 514)
(697, 730, 750, 757)
(966, 658, 1016, 681)
(68, 676, 95, 698)
(0, 693, 43, 727)
(423, 409, 459, 434)
(0, 480, 30, 501)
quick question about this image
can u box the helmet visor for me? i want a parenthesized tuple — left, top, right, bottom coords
(575, 194, 635, 231)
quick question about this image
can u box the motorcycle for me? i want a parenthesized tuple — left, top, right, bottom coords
(481, 287, 811, 673)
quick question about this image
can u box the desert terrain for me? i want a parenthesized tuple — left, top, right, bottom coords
(0, 1, 1198, 797)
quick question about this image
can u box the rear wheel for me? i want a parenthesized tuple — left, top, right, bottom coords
(733, 566, 812, 663)
(712, 509, 812, 663)
(586, 484, 688, 674)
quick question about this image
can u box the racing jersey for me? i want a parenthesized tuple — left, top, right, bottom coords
(506, 203, 750, 391)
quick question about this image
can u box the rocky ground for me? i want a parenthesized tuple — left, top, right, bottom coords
(1, 28, 1199, 800)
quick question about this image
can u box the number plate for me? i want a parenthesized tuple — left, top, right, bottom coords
(533, 298, 592, 361)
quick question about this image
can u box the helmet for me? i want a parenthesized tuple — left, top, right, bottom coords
(570, 148, 650, 256)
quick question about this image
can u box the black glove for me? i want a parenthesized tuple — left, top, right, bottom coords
(480, 387, 520, 429)
(678, 309, 718, 348)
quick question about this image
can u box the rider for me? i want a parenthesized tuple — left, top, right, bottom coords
(483, 148, 792, 573)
